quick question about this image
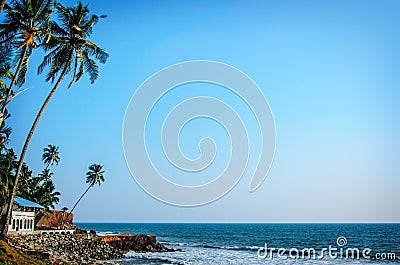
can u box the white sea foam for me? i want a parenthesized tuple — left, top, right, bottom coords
(96, 231, 119, 236)
(120, 245, 398, 265)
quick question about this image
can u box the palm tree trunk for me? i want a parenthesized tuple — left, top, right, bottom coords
(0, 52, 73, 239)
(0, 45, 28, 124)
(0, 0, 6, 13)
(66, 184, 93, 221)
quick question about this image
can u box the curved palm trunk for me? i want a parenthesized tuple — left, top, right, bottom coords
(66, 184, 93, 221)
(0, 0, 5, 13)
(0, 52, 73, 239)
(0, 46, 28, 124)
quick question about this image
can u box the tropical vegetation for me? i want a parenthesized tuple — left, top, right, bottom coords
(69, 164, 105, 215)
(17, 144, 61, 209)
(0, 0, 108, 239)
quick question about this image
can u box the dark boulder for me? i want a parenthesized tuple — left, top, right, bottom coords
(98, 234, 174, 252)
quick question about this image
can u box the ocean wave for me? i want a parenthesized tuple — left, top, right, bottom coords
(96, 231, 120, 236)
(123, 252, 185, 265)
(202, 244, 259, 252)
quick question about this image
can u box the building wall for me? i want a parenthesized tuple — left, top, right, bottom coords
(9, 211, 35, 234)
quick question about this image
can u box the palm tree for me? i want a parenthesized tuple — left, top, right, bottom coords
(36, 179, 60, 209)
(0, 2, 108, 238)
(38, 168, 53, 181)
(0, 118, 11, 147)
(15, 163, 35, 197)
(15, 166, 60, 209)
(0, 44, 13, 127)
(42, 144, 59, 168)
(68, 164, 105, 217)
(0, 0, 54, 123)
(0, 0, 6, 13)
(0, 44, 13, 95)
(0, 148, 16, 216)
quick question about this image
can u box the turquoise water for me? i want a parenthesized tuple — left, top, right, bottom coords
(76, 223, 400, 264)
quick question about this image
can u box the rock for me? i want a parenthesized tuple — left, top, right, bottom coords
(98, 234, 174, 252)
(35, 209, 74, 230)
(7, 234, 124, 264)
(75, 227, 88, 234)
(156, 242, 175, 252)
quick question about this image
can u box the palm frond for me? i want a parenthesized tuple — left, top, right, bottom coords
(40, 1, 108, 87)
(38, 44, 62, 74)
(82, 50, 98, 83)
(84, 40, 108, 64)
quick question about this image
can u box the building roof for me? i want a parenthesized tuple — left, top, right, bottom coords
(14, 197, 44, 209)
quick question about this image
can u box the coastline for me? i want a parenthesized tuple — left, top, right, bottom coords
(2, 223, 399, 264)
(6, 232, 174, 264)
(8, 234, 124, 264)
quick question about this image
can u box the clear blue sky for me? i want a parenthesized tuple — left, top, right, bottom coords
(8, 0, 400, 222)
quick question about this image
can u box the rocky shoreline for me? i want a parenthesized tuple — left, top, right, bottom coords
(8, 233, 175, 264)
(99, 234, 175, 253)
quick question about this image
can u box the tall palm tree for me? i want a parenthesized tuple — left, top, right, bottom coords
(0, 0, 54, 122)
(68, 164, 105, 217)
(0, 2, 108, 238)
(0, 0, 6, 13)
(42, 144, 59, 168)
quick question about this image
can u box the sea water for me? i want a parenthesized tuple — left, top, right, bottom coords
(76, 223, 400, 264)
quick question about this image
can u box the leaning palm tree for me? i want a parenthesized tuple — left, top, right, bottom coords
(68, 164, 105, 217)
(42, 144, 60, 168)
(0, 2, 108, 238)
(0, 0, 54, 122)
(0, 0, 5, 13)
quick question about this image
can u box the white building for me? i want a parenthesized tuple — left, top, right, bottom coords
(6, 196, 44, 235)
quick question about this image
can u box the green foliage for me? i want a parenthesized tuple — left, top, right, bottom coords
(0, 133, 61, 210)
(0, 45, 13, 121)
(42, 144, 60, 168)
(0, 0, 108, 241)
(17, 146, 61, 209)
(0, 145, 17, 214)
(86, 164, 105, 187)
(0, 0, 54, 88)
(68, 163, 105, 215)
(0, 45, 13, 91)
(38, 1, 108, 87)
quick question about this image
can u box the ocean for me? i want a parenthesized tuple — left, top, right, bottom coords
(76, 223, 400, 264)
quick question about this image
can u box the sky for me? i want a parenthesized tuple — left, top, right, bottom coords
(6, 0, 400, 222)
